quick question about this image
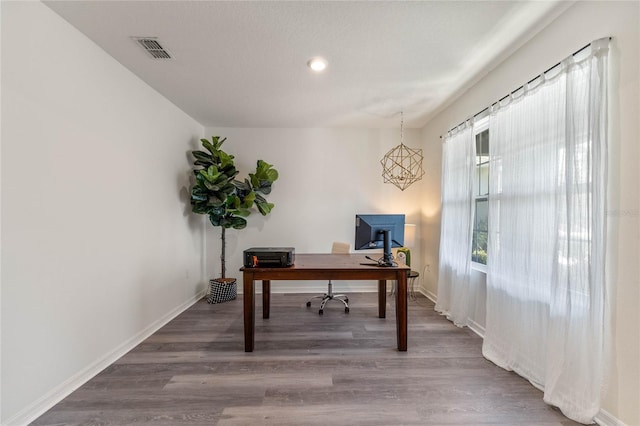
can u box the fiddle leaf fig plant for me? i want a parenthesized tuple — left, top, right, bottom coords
(190, 136, 278, 278)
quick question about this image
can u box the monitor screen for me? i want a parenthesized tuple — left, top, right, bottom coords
(354, 214, 405, 266)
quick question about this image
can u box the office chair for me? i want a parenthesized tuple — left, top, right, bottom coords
(306, 241, 350, 315)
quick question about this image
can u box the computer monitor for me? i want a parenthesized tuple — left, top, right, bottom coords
(354, 214, 405, 266)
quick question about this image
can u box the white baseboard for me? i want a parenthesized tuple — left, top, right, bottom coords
(4, 289, 207, 426)
(595, 409, 627, 426)
(422, 288, 437, 303)
(467, 318, 486, 338)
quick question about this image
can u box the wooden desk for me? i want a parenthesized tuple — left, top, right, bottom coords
(241, 253, 410, 352)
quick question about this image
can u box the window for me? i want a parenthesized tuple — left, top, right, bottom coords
(472, 119, 489, 265)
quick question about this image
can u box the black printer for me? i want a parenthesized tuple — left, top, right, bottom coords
(243, 247, 295, 268)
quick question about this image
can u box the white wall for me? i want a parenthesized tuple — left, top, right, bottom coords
(1, 2, 205, 423)
(201, 127, 424, 293)
(420, 1, 639, 424)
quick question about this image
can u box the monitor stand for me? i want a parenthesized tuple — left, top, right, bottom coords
(378, 230, 397, 267)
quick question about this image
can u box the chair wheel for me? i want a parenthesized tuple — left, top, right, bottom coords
(306, 301, 311, 307)
(345, 307, 350, 313)
(319, 309, 324, 315)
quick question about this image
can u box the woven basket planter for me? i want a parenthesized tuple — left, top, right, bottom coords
(207, 278, 237, 304)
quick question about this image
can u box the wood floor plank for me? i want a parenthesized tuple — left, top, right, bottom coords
(217, 404, 424, 425)
(164, 373, 333, 390)
(31, 293, 582, 426)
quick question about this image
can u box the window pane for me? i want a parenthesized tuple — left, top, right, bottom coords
(476, 129, 489, 196)
(479, 163, 489, 196)
(472, 231, 488, 265)
(476, 129, 489, 163)
(475, 199, 488, 231)
(472, 199, 488, 264)
(472, 125, 489, 265)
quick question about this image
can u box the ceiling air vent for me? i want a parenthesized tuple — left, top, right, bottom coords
(134, 37, 172, 59)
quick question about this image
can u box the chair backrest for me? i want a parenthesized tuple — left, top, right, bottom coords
(331, 241, 351, 254)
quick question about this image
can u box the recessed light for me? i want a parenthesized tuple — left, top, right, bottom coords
(307, 57, 328, 72)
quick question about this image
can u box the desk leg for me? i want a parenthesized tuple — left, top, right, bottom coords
(378, 280, 386, 318)
(243, 273, 255, 352)
(262, 280, 270, 319)
(396, 272, 408, 351)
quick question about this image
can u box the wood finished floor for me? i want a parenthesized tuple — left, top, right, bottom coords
(32, 293, 581, 426)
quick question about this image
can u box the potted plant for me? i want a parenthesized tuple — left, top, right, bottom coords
(190, 136, 279, 303)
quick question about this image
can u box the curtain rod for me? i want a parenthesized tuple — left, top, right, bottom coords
(440, 37, 611, 139)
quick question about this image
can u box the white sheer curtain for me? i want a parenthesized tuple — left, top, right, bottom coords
(483, 38, 609, 424)
(436, 122, 475, 327)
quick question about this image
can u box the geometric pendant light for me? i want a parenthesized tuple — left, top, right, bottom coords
(380, 111, 425, 191)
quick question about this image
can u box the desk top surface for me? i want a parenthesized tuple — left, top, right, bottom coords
(241, 253, 410, 272)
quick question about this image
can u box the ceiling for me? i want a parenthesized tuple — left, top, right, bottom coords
(44, 1, 569, 128)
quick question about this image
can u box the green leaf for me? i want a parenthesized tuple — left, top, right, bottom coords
(232, 208, 251, 217)
(234, 179, 251, 192)
(226, 194, 241, 209)
(229, 216, 247, 229)
(192, 150, 213, 163)
(249, 172, 258, 188)
(249, 160, 278, 190)
(218, 150, 235, 168)
(254, 180, 273, 194)
(191, 185, 206, 195)
(242, 191, 256, 203)
(257, 160, 279, 181)
(220, 182, 236, 194)
(209, 214, 222, 227)
(266, 169, 279, 181)
(207, 194, 225, 207)
(192, 204, 210, 214)
(203, 180, 220, 191)
(201, 139, 216, 156)
(256, 201, 274, 216)
(191, 192, 207, 202)
(203, 136, 222, 150)
(199, 166, 220, 182)
(215, 136, 227, 149)
(194, 159, 215, 168)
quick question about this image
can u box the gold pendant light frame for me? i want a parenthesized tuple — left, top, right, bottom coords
(380, 112, 424, 191)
